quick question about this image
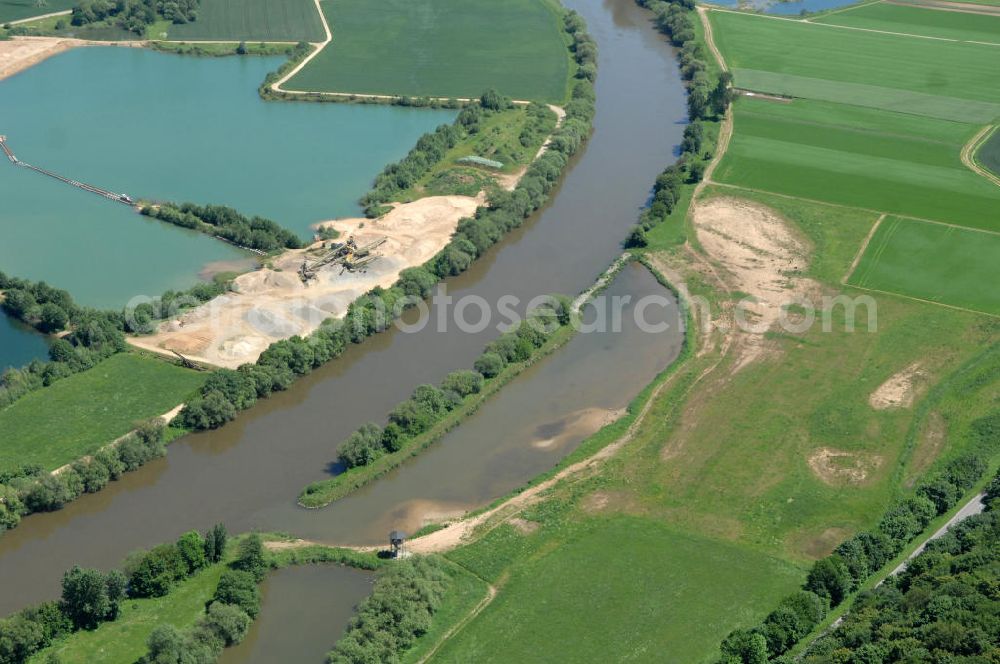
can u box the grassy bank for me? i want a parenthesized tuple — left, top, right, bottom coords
(0, 352, 204, 473)
(298, 322, 576, 508)
(149, 40, 297, 57)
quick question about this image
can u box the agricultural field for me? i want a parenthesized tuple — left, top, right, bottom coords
(28, 564, 225, 664)
(709, 10, 1000, 121)
(713, 97, 1000, 231)
(439, 516, 803, 663)
(979, 126, 1000, 176)
(285, 0, 571, 103)
(814, 2, 1000, 44)
(847, 216, 1000, 315)
(0, 0, 74, 24)
(0, 353, 205, 473)
(166, 0, 326, 42)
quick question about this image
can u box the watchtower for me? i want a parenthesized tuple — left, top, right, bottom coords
(389, 530, 407, 558)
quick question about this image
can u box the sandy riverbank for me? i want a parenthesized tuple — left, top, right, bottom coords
(129, 193, 484, 368)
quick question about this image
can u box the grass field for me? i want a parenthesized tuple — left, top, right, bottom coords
(167, 0, 325, 42)
(439, 516, 803, 663)
(978, 125, 1000, 176)
(28, 564, 225, 664)
(713, 97, 1000, 231)
(0, 353, 205, 473)
(286, 0, 571, 103)
(847, 216, 1000, 315)
(0, 0, 73, 24)
(814, 2, 1000, 43)
(709, 10, 1000, 121)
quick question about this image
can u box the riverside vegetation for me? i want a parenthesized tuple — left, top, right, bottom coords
(140, 201, 303, 253)
(298, 297, 574, 507)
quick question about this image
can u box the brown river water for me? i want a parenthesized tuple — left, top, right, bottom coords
(0, 0, 687, 656)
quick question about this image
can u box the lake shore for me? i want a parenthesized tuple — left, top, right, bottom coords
(0, 36, 144, 82)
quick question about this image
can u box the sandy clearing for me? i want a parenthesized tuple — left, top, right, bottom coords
(0, 37, 77, 81)
(693, 196, 817, 371)
(128, 193, 482, 368)
(0, 36, 147, 82)
(530, 407, 625, 449)
(869, 362, 924, 410)
(807, 447, 883, 486)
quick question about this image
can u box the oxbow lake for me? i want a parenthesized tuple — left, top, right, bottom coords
(0, 47, 453, 308)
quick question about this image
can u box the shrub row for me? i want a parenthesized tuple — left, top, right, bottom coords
(141, 201, 302, 253)
(801, 474, 1000, 662)
(326, 556, 451, 664)
(332, 301, 570, 473)
(716, 414, 999, 663)
(0, 523, 227, 664)
(176, 10, 598, 433)
(0, 420, 167, 535)
(625, 0, 732, 248)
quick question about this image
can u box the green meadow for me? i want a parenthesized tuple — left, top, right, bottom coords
(0, 353, 205, 473)
(166, 0, 325, 42)
(848, 216, 1000, 315)
(286, 0, 571, 102)
(815, 2, 1000, 44)
(439, 516, 803, 664)
(714, 98, 1000, 230)
(709, 10, 1000, 121)
(0, 0, 74, 24)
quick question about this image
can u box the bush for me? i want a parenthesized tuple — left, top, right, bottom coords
(126, 544, 187, 598)
(213, 570, 261, 618)
(231, 534, 266, 582)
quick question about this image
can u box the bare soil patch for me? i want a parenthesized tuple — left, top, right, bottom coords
(0, 37, 76, 81)
(808, 447, 884, 486)
(129, 194, 482, 368)
(508, 517, 539, 535)
(869, 362, 924, 410)
(531, 407, 625, 450)
(693, 196, 817, 371)
(906, 411, 947, 486)
(794, 526, 854, 559)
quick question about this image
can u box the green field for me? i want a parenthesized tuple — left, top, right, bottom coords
(28, 564, 225, 664)
(979, 126, 1000, 176)
(167, 0, 325, 42)
(710, 10, 1000, 121)
(286, 0, 571, 103)
(0, 0, 73, 24)
(439, 517, 803, 663)
(0, 353, 205, 473)
(714, 97, 1000, 230)
(815, 2, 1000, 43)
(848, 216, 1000, 315)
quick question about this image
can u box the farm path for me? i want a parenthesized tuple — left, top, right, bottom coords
(961, 125, 1000, 187)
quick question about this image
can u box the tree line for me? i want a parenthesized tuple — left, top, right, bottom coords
(801, 472, 1000, 662)
(141, 202, 302, 253)
(626, 0, 732, 249)
(71, 0, 200, 35)
(0, 523, 254, 664)
(176, 10, 597, 433)
(0, 420, 167, 536)
(715, 413, 999, 663)
(327, 556, 452, 664)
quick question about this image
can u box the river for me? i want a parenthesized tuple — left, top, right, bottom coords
(0, 0, 688, 641)
(0, 48, 452, 307)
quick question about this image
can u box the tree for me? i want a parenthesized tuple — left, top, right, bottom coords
(204, 523, 227, 563)
(624, 225, 648, 248)
(197, 602, 250, 647)
(176, 531, 207, 574)
(232, 534, 266, 582)
(479, 88, 507, 111)
(127, 544, 186, 598)
(213, 570, 260, 617)
(473, 352, 504, 378)
(805, 555, 853, 607)
(38, 303, 68, 333)
(710, 72, 735, 117)
(60, 567, 111, 629)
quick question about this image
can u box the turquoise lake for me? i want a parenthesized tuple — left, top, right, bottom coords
(0, 312, 49, 370)
(0, 47, 454, 308)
